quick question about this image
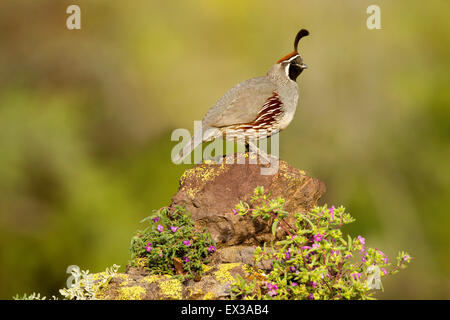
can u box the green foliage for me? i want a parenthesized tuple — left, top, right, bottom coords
(13, 264, 120, 300)
(231, 187, 412, 300)
(59, 264, 120, 300)
(129, 206, 216, 281)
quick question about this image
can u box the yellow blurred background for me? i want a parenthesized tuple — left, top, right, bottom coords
(0, 0, 449, 299)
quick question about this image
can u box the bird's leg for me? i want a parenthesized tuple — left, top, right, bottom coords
(247, 140, 279, 175)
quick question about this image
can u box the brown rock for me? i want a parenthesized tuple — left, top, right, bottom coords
(171, 153, 326, 247)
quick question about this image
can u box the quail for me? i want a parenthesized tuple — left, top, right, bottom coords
(173, 29, 309, 164)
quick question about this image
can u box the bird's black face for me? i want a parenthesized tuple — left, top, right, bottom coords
(285, 55, 307, 82)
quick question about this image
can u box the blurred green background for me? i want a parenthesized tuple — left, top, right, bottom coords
(0, 0, 449, 299)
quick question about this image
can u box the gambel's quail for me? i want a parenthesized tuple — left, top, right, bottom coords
(173, 29, 309, 164)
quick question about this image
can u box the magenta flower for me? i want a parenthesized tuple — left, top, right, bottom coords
(310, 281, 317, 288)
(313, 233, 323, 243)
(156, 225, 163, 232)
(170, 226, 178, 233)
(351, 273, 362, 280)
(357, 235, 365, 245)
(329, 206, 335, 221)
(232, 209, 239, 215)
(381, 268, 388, 275)
(145, 243, 152, 252)
(183, 240, 191, 246)
(266, 282, 278, 296)
(291, 282, 298, 287)
(184, 257, 189, 263)
(152, 217, 159, 223)
(308, 293, 315, 300)
(345, 253, 352, 259)
(403, 255, 411, 262)
(312, 243, 320, 249)
(301, 245, 312, 250)
(331, 250, 339, 256)
(290, 266, 296, 272)
(285, 249, 291, 260)
(208, 245, 216, 253)
(377, 250, 388, 263)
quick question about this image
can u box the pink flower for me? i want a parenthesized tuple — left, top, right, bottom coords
(157, 225, 163, 232)
(357, 235, 365, 245)
(313, 233, 323, 243)
(183, 240, 191, 246)
(145, 243, 152, 252)
(184, 257, 189, 263)
(308, 293, 315, 300)
(170, 226, 178, 232)
(152, 217, 159, 223)
(403, 255, 411, 262)
(208, 245, 216, 253)
(381, 268, 388, 275)
(329, 206, 335, 221)
(351, 273, 362, 280)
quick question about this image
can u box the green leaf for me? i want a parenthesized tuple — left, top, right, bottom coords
(272, 220, 279, 236)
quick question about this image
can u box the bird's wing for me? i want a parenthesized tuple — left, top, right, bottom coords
(203, 77, 278, 128)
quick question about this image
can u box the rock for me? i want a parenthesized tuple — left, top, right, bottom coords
(98, 155, 326, 300)
(96, 263, 258, 300)
(171, 153, 326, 247)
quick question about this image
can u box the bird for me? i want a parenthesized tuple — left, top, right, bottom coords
(173, 28, 309, 164)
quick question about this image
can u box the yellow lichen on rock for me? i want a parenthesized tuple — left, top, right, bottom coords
(214, 263, 241, 284)
(203, 292, 216, 300)
(117, 285, 146, 300)
(159, 278, 183, 300)
(138, 274, 161, 284)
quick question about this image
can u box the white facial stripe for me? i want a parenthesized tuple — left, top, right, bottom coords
(286, 54, 300, 63)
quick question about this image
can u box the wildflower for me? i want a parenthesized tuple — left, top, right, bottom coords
(329, 206, 335, 221)
(184, 257, 189, 263)
(285, 249, 291, 260)
(360, 246, 365, 253)
(308, 293, 315, 300)
(313, 233, 323, 243)
(378, 250, 388, 263)
(345, 253, 352, 259)
(291, 282, 298, 287)
(266, 282, 278, 297)
(312, 243, 320, 249)
(357, 235, 365, 245)
(290, 266, 296, 272)
(403, 255, 411, 262)
(157, 225, 163, 232)
(152, 217, 159, 223)
(232, 209, 239, 215)
(331, 250, 339, 256)
(351, 273, 361, 280)
(208, 245, 216, 253)
(183, 240, 191, 246)
(310, 281, 317, 288)
(170, 226, 178, 233)
(301, 245, 312, 250)
(381, 268, 388, 275)
(145, 243, 152, 252)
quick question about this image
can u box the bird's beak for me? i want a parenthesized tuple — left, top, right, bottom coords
(300, 63, 308, 69)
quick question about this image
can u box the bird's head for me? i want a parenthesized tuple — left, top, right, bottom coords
(276, 29, 309, 82)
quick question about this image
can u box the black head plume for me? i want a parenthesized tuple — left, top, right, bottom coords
(294, 29, 309, 52)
